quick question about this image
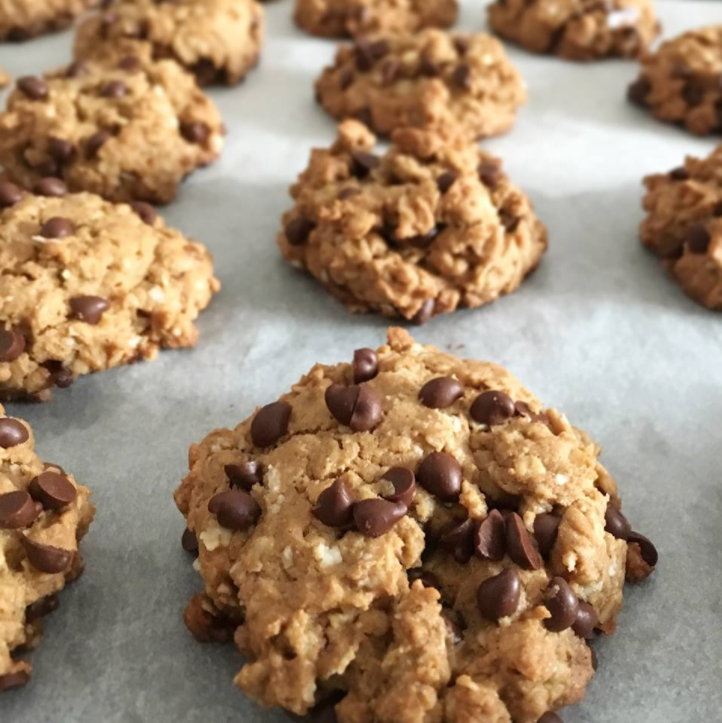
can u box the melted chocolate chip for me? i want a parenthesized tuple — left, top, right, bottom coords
(441, 518, 476, 563)
(0, 181, 23, 208)
(313, 479, 354, 528)
(40, 217, 74, 239)
(534, 513, 561, 558)
(17, 75, 48, 100)
(380, 467, 415, 507)
(29, 472, 77, 510)
(0, 491, 40, 529)
(325, 384, 383, 432)
(225, 462, 262, 491)
(0, 327, 25, 362)
(470, 390, 516, 426)
(572, 601, 598, 638)
(417, 452, 462, 502)
(352, 348, 378, 383)
(22, 536, 73, 573)
(604, 504, 631, 540)
(208, 490, 261, 531)
(506, 513, 542, 570)
(70, 296, 110, 325)
(285, 217, 316, 246)
(0, 418, 29, 448)
(250, 401, 292, 447)
(627, 530, 658, 567)
(475, 509, 506, 561)
(353, 498, 407, 537)
(544, 577, 579, 632)
(477, 569, 521, 621)
(418, 377, 464, 409)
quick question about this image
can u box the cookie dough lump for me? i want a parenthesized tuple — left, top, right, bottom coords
(278, 120, 547, 323)
(174, 328, 657, 722)
(641, 148, 722, 310)
(0, 185, 220, 401)
(628, 26, 722, 136)
(0, 53, 224, 204)
(488, 0, 659, 61)
(74, 0, 264, 87)
(0, 408, 94, 692)
(315, 31, 526, 140)
(0, 0, 97, 42)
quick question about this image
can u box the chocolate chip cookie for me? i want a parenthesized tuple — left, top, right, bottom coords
(488, 0, 659, 61)
(0, 0, 97, 42)
(294, 0, 456, 39)
(0, 408, 94, 692)
(641, 148, 722, 310)
(278, 120, 547, 324)
(0, 184, 220, 401)
(74, 0, 263, 87)
(0, 53, 224, 204)
(174, 327, 657, 722)
(315, 32, 526, 140)
(0, 67, 9, 88)
(628, 26, 722, 136)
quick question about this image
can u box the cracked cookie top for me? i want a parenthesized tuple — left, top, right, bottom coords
(0, 405, 94, 692)
(0, 184, 220, 401)
(488, 0, 659, 61)
(74, 0, 264, 86)
(0, 52, 224, 204)
(641, 147, 722, 310)
(174, 328, 657, 723)
(315, 31, 526, 140)
(278, 120, 547, 323)
(0, 0, 97, 42)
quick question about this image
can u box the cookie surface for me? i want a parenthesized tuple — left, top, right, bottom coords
(315, 32, 526, 140)
(74, 0, 263, 86)
(628, 25, 722, 136)
(0, 185, 220, 401)
(0, 53, 224, 204)
(0, 0, 96, 42)
(294, 0, 456, 38)
(488, 0, 658, 61)
(0, 66, 9, 88)
(0, 407, 94, 692)
(641, 147, 722, 310)
(174, 328, 657, 722)
(278, 120, 546, 323)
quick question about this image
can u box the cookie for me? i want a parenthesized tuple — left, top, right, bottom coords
(315, 32, 526, 140)
(73, 0, 264, 87)
(0, 408, 94, 692)
(628, 26, 722, 136)
(174, 327, 658, 722)
(488, 0, 659, 61)
(641, 148, 722, 310)
(0, 67, 9, 88)
(294, 0, 456, 39)
(0, 0, 96, 42)
(0, 185, 220, 401)
(278, 120, 547, 324)
(0, 53, 224, 204)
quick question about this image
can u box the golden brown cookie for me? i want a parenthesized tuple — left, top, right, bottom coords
(174, 328, 658, 722)
(315, 32, 526, 140)
(0, 184, 220, 401)
(278, 120, 547, 324)
(641, 147, 722, 310)
(0, 0, 97, 42)
(0, 409, 94, 692)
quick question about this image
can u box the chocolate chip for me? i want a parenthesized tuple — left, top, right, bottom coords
(477, 569, 521, 621)
(339, 68, 355, 90)
(534, 513, 561, 558)
(419, 56, 439, 77)
(313, 479, 354, 527)
(470, 390, 515, 426)
(0, 418, 29, 448)
(17, 75, 48, 100)
(380, 467, 416, 507)
(181, 122, 210, 145)
(34, 158, 60, 177)
(355, 39, 389, 71)
(417, 451, 462, 502)
(441, 518, 476, 563)
(181, 528, 199, 554)
(29, 472, 77, 510)
(454, 37, 471, 55)
(478, 160, 502, 188)
(669, 166, 689, 181)
(34, 177, 67, 197)
(441, 608, 466, 644)
(70, 296, 110, 325)
(0, 491, 40, 529)
(118, 55, 141, 71)
(350, 150, 380, 179)
(419, 377, 464, 409)
(285, 217, 316, 246)
(408, 568, 441, 590)
(604, 504, 631, 540)
(451, 64, 472, 90)
(687, 223, 711, 254)
(129, 200, 157, 225)
(0, 327, 25, 362)
(501, 210, 521, 233)
(250, 401, 292, 447)
(352, 348, 378, 383)
(544, 577, 579, 632)
(47, 137, 75, 163)
(26, 594, 60, 622)
(380, 59, 401, 85)
(506, 513, 542, 570)
(0, 181, 23, 208)
(325, 384, 383, 432)
(208, 490, 261, 531)
(627, 76, 650, 106)
(338, 187, 361, 200)
(475, 509, 506, 561)
(411, 298, 435, 325)
(538, 713, 563, 723)
(0, 670, 30, 692)
(22, 536, 73, 573)
(65, 61, 88, 78)
(353, 498, 406, 537)
(100, 80, 127, 98)
(40, 217, 74, 239)
(44, 361, 73, 389)
(436, 170, 459, 194)
(226, 462, 262, 491)
(85, 130, 111, 158)
(627, 531, 658, 567)
(572, 601, 598, 638)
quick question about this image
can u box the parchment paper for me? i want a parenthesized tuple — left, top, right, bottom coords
(1, 1, 721, 721)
